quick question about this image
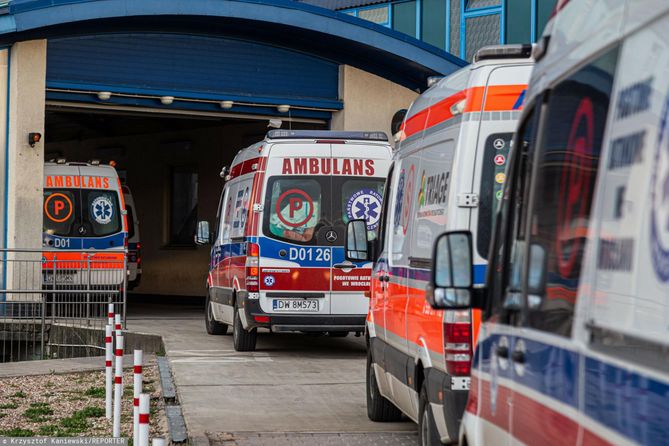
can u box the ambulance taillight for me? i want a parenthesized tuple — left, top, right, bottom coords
(245, 242, 260, 292)
(444, 310, 473, 376)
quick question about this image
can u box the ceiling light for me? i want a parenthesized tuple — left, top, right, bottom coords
(277, 104, 290, 113)
(220, 100, 234, 109)
(160, 96, 174, 105)
(97, 91, 112, 101)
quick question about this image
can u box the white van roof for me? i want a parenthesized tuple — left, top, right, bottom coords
(265, 130, 389, 142)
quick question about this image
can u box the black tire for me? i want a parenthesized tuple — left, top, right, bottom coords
(233, 301, 257, 352)
(328, 331, 349, 338)
(366, 349, 402, 422)
(205, 293, 228, 335)
(419, 383, 443, 446)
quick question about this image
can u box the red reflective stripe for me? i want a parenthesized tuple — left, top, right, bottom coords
(105, 360, 112, 367)
(133, 398, 139, 406)
(105, 336, 112, 343)
(108, 312, 114, 318)
(134, 365, 142, 374)
(114, 376, 122, 384)
(115, 324, 122, 329)
(139, 414, 149, 423)
(115, 349, 123, 356)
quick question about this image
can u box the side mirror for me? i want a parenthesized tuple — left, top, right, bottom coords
(426, 231, 474, 309)
(220, 166, 231, 180)
(195, 221, 211, 245)
(345, 219, 370, 261)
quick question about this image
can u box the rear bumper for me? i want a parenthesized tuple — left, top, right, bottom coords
(239, 291, 366, 332)
(426, 367, 468, 442)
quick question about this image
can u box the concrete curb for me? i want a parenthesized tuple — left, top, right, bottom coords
(157, 356, 188, 444)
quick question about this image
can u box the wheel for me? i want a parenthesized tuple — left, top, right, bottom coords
(205, 292, 228, 335)
(419, 383, 443, 446)
(328, 331, 348, 337)
(232, 301, 257, 351)
(366, 349, 402, 422)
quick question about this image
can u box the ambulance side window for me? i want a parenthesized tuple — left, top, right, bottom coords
(231, 180, 251, 240)
(219, 186, 233, 244)
(376, 164, 394, 260)
(525, 47, 619, 337)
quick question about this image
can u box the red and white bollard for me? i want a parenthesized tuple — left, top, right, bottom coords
(152, 438, 165, 446)
(112, 335, 124, 438)
(108, 303, 115, 327)
(105, 324, 113, 419)
(138, 393, 150, 446)
(114, 313, 123, 337)
(133, 350, 143, 446)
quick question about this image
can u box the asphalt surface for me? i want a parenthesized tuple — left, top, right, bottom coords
(127, 296, 418, 446)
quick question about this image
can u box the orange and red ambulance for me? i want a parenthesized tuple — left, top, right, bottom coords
(197, 130, 393, 352)
(345, 45, 533, 444)
(43, 160, 127, 287)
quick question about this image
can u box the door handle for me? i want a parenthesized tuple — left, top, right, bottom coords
(496, 345, 509, 359)
(333, 263, 356, 269)
(511, 350, 525, 364)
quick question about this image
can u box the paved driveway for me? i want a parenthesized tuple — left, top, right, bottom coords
(127, 299, 417, 445)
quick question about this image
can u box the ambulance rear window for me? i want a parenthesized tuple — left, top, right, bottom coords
(265, 178, 323, 244)
(44, 189, 77, 237)
(477, 132, 513, 257)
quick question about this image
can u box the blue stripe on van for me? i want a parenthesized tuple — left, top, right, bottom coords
(475, 333, 669, 445)
(44, 232, 126, 249)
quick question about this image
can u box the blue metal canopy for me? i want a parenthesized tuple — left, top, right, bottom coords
(0, 0, 466, 91)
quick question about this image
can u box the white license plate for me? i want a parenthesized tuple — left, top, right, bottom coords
(272, 299, 319, 312)
(43, 274, 74, 284)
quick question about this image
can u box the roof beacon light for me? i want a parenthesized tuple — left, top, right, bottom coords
(267, 130, 388, 142)
(473, 44, 532, 63)
(109, 160, 117, 168)
(56, 158, 67, 164)
(90, 159, 101, 166)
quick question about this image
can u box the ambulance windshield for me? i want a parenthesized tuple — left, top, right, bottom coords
(44, 188, 123, 238)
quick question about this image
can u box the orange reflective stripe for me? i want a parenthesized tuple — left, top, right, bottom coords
(402, 84, 527, 139)
(483, 84, 528, 111)
(42, 251, 125, 269)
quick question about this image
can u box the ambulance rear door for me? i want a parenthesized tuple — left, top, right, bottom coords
(78, 165, 125, 250)
(330, 142, 391, 315)
(43, 165, 83, 250)
(259, 141, 335, 315)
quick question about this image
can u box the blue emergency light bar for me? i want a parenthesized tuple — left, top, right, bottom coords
(267, 130, 389, 142)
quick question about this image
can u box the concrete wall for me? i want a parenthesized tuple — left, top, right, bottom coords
(331, 65, 418, 142)
(4, 40, 47, 250)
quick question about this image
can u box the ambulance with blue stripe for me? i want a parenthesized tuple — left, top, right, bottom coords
(344, 46, 532, 444)
(43, 160, 127, 286)
(427, 1, 669, 445)
(198, 130, 392, 352)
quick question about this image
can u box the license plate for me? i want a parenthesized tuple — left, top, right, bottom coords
(272, 299, 319, 312)
(43, 274, 74, 284)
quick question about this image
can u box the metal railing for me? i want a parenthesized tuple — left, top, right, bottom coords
(0, 248, 127, 362)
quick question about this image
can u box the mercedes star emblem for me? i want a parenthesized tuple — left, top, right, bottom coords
(325, 230, 338, 243)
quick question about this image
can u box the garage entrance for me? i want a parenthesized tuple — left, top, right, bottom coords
(45, 106, 326, 296)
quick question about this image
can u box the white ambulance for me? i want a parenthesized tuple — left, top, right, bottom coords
(196, 130, 393, 351)
(43, 160, 127, 286)
(345, 46, 532, 444)
(427, 2, 669, 445)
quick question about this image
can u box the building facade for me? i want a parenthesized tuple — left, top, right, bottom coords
(299, 0, 556, 61)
